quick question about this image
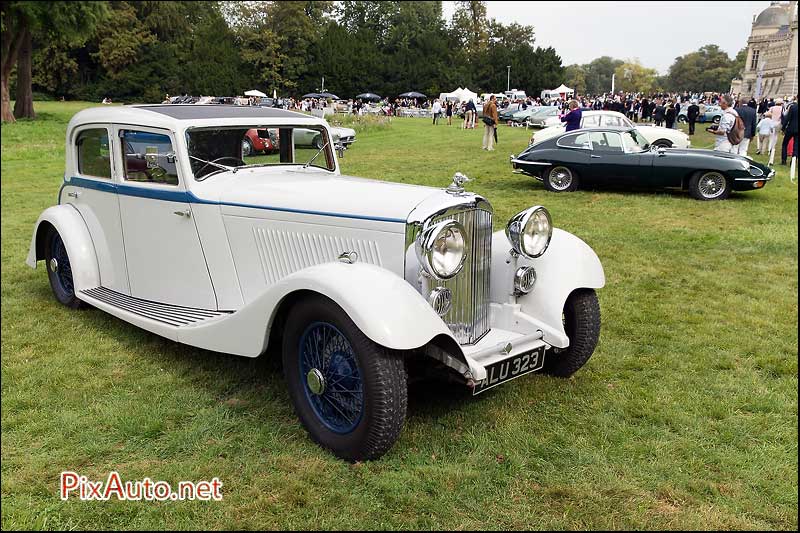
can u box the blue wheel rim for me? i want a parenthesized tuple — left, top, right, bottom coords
(298, 322, 364, 434)
(51, 233, 74, 295)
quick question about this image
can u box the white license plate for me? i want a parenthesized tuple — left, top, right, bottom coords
(473, 346, 546, 395)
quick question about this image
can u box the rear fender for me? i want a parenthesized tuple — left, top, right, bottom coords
(27, 205, 100, 292)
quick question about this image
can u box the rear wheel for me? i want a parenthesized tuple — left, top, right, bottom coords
(543, 289, 600, 377)
(282, 295, 407, 461)
(44, 227, 86, 309)
(651, 139, 673, 148)
(677, 115, 687, 124)
(544, 165, 579, 192)
(712, 115, 721, 124)
(689, 171, 730, 200)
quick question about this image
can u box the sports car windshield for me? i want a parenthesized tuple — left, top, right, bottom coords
(186, 125, 335, 180)
(622, 129, 650, 152)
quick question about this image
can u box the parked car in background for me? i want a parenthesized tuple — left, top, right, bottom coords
(534, 110, 691, 148)
(525, 106, 560, 128)
(28, 104, 605, 461)
(511, 127, 772, 200)
(678, 104, 723, 124)
(243, 128, 277, 156)
(508, 106, 541, 125)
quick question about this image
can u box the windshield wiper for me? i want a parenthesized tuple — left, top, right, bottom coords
(189, 155, 238, 179)
(303, 140, 330, 169)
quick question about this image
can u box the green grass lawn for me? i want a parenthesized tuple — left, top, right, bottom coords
(2, 101, 797, 530)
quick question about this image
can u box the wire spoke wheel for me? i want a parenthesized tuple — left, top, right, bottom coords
(50, 232, 74, 295)
(548, 166, 574, 191)
(698, 172, 726, 199)
(299, 322, 364, 434)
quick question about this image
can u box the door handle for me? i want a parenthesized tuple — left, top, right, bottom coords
(67, 191, 79, 198)
(590, 155, 601, 158)
(173, 209, 191, 218)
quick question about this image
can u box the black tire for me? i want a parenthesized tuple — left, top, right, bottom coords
(542, 289, 600, 377)
(282, 295, 407, 461)
(313, 134, 324, 150)
(242, 138, 254, 157)
(652, 139, 673, 148)
(688, 170, 731, 201)
(544, 165, 579, 192)
(677, 116, 687, 124)
(44, 227, 86, 309)
(712, 115, 721, 124)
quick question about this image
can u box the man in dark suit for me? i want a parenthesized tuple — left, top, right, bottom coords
(735, 98, 757, 155)
(781, 96, 798, 165)
(686, 100, 700, 135)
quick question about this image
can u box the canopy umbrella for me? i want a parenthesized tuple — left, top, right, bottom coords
(317, 92, 339, 99)
(244, 89, 267, 97)
(302, 92, 323, 98)
(355, 92, 381, 101)
(399, 91, 427, 99)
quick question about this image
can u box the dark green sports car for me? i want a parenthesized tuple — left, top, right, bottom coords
(510, 127, 774, 200)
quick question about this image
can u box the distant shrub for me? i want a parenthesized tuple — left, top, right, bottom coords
(329, 113, 392, 134)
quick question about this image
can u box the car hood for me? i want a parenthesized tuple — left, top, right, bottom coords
(194, 167, 440, 225)
(331, 126, 356, 137)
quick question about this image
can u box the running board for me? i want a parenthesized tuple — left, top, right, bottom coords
(80, 287, 230, 327)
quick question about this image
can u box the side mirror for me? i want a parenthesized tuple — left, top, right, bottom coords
(335, 142, 346, 158)
(166, 152, 176, 164)
(657, 147, 667, 156)
(581, 142, 592, 150)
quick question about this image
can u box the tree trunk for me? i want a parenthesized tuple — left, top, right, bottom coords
(1, 14, 25, 123)
(13, 27, 35, 120)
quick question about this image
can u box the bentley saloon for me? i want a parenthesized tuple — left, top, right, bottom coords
(28, 105, 605, 460)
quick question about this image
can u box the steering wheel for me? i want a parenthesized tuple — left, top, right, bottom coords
(196, 156, 245, 176)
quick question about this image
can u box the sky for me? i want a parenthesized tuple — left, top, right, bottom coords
(441, 1, 779, 74)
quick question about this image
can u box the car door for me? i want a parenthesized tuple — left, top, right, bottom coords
(585, 131, 640, 185)
(113, 126, 217, 310)
(65, 125, 130, 294)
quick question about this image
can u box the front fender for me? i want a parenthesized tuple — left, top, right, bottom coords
(26, 204, 100, 292)
(490, 228, 604, 348)
(178, 262, 461, 358)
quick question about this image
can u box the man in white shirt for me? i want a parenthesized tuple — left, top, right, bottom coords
(756, 114, 778, 165)
(711, 95, 738, 153)
(432, 99, 442, 125)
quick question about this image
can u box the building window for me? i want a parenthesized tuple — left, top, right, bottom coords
(751, 49, 760, 70)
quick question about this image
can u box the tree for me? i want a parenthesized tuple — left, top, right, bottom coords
(583, 56, 623, 95)
(666, 44, 736, 93)
(564, 64, 586, 95)
(1, 1, 107, 122)
(614, 60, 658, 94)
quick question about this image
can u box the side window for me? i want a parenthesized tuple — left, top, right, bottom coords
(121, 130, 178, 185)
(557, 132, 591, 149)
(601, 115, 624, 127)
(588, 132, 623, 152)
(76, 128, 112, 178)
(582, 115, 600, 128)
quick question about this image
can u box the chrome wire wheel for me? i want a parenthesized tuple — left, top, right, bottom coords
(50, 232, 74, 295)
(548, 166, 574, 191)
(298, 322, 364, 434)
(241, 139, 252, 157)
(698, 172, 726, 199)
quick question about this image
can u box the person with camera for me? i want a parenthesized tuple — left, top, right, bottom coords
(709, 94, 742, 153)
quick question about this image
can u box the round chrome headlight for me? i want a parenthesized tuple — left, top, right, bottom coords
(505, 206, 552, 258)
(415, 219, 467, 280)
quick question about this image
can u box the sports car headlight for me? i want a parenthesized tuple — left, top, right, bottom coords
(415, 219, 467, 280)
(505, 206, 553, 258)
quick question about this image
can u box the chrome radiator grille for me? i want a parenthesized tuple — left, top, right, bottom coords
(433, 208, 492, 344)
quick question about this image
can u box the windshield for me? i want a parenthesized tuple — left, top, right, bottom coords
(186, 125, 335, 180)
(622, 129, 650, 152)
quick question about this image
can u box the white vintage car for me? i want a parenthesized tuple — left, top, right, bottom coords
(27, 105, 605, 461)
(533, 110, 691, 148)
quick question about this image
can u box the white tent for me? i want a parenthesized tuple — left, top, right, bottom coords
(244, 89, 267, 97)
(439, 87, 479, 103)
(544, 84, 574, 98)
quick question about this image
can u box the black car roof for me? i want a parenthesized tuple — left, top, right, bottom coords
(132, 104, 309, 120)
